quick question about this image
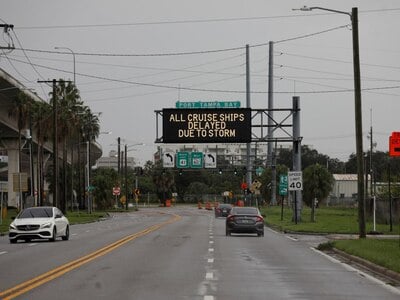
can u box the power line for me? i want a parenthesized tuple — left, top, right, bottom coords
(278, 51, 400, 70)
(13, 8, 400, 30)
(6, 55, 400, 97)
(11, 13, 344, 30)
(14, 45, 246, 57)
(12, 24, 349, 58)
(275, 24, 350, 44)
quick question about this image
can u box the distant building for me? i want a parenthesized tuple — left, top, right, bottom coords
(96, 150, 137, 170)
(329, 174, 372, 206)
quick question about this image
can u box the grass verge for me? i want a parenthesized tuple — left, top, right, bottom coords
(334, 239, 400, 273)
(262, 205, 400, 275)
(262, 205, 397, 234)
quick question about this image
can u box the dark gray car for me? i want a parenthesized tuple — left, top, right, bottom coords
(225, 207, 264, 236)
(215, 203, 232, 217)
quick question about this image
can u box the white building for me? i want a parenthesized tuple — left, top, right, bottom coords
(96, 150, 137, 170)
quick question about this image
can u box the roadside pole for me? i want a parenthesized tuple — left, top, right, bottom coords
(0, 191, 3, 225)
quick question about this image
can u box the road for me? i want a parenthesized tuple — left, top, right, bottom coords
(0, 206, 399, 299)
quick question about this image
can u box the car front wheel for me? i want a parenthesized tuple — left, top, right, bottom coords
(10, 239, 17, 244)
(62, 226, 69, 241)
(49, 227, 57, 242)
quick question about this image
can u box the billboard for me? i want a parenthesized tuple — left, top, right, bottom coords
(162, 108, 251, 143)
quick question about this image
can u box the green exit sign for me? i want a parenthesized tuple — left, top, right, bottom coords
(176, 152, 189, 168)
(190, 152, 203, 168)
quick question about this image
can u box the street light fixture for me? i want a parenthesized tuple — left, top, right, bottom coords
(294, 6, 365, 237)
(54, 46, 76, 84)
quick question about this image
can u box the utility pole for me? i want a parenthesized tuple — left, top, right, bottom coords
(292, 96, 302, 223)
(38, 79, 70, 209)
(38, 79, 58, 207)
(294, 6, 366, 238)
(267, 41, 277, 205)
(125, 144, 128, 210)
(117, 137, 121, 175)
(245, 44, 252, 200)
(0, 24, 14, 50)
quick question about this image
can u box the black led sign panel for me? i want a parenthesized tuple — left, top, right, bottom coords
(162, 108, 251, 143)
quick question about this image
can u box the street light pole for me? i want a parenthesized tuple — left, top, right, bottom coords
(295, 6, 366, 237)
(55, 46, 76, 84)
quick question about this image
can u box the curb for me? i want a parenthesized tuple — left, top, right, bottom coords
(330, 248, 400, 284)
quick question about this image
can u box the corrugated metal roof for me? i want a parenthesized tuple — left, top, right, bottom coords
(333, 174, 358, 181)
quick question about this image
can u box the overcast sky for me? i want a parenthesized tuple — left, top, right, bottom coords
(2, 0, 400, 165)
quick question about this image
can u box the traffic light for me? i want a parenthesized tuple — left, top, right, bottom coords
(218, 168, 223, 175)
(179, 169, 183, 176)
(234, 168, 238, 175)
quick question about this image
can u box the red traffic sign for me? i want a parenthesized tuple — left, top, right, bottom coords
(113, 187, 121, 196)
(241, 182, 248, 190)
(389, 132, 400, 157)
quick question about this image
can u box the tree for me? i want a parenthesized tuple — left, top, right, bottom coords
(303, 164, 333, 217)
(54, 80, 83, 213)
(92, 167, 119, 209)
(8, 92, 33, 209)
(259, 164, 288, 204)
(31, 101, 52, 206)
(151, 162, 175, 206)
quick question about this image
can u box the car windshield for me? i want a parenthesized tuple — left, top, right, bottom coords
(233, 207, 258, 215)
(219, 204, 232, 208)
(18, 207, 53, 218)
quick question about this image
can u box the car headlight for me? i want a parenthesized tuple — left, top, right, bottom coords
(40, 222, 53, 229)
(9, 223, 16, 230)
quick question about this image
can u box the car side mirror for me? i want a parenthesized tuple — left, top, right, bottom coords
(11, 217, 15, 220)
(261, 214, 266, 218)
(55, 214, 62, 219)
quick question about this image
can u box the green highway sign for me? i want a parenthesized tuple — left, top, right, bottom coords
(176, 152, 189, 168)
(190, 152, 203, 168)
(279, 175, 288, 196)
(176, 101, 241, 109)
(256, 167, 264, 176)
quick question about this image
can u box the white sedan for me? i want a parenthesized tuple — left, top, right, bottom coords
(9, 206, 70, 243)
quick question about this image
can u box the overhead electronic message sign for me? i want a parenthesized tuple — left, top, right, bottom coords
(162, 108, 251, 143)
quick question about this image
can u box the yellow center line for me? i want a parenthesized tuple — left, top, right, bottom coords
(0, 213, 181, 300)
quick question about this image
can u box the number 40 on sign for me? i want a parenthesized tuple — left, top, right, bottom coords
(288, 171, 303, 191)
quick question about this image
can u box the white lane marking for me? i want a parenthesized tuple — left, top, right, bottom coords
(286, 235, 298, 241)
(208, 258, 214, 263)
(206, 272, 213, 280)
(72, 233, 78, 236)
(209, 240, 214, 244)
(267, 227, 280, 234)
(311, 247, 400, 296)
(204, 296, 214, 300)
(208, 248, 214, 252)
(0, 251, 7, 256)
(28, 243, 37, 246)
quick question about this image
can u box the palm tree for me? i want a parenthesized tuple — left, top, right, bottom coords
(152, 165, 175, 206)
(8, 92, 33, 209)
(31, 100, 52, 206)
(56, 80, 83, 213)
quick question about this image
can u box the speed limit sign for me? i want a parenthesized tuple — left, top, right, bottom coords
(288, 171, 303, 191)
